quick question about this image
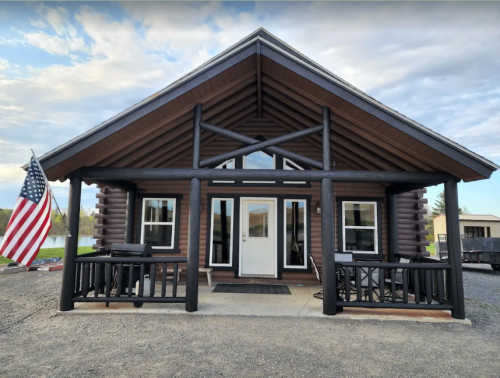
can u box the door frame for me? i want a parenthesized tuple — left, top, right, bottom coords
(238, 197, 278, 278)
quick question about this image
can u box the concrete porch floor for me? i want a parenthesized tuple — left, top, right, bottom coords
(65, 284, 470, 324)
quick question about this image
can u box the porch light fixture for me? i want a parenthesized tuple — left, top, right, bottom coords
(316, 200, 321, 214)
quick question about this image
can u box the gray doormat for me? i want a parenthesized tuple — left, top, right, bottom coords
(212, 283, 291, 295)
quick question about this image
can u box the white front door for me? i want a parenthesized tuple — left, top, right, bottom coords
(240, 199, 276, 277)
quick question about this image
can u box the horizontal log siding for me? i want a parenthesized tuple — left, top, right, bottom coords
(92, 186, 127, 249)
(396, 189, 430, 258)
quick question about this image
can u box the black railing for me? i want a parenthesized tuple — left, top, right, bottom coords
(335, 261, 453, 310)
(73, 251, 187, 305)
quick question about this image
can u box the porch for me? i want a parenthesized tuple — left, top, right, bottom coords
(66, 281, 469, 324)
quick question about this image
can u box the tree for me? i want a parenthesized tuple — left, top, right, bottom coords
(427, 190, 468, 238)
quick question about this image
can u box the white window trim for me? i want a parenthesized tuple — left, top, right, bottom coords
(283, 158, 306, 184)
(209, 198, 234, 267)
(214, 159, 235, 183)
(141, 198, 176, 250)
(283, 199, 307, 269)
(242, 153, 276, 183)
(342, 201, 378, 254)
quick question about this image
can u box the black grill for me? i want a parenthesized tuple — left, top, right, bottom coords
(110, 244, 153, 294)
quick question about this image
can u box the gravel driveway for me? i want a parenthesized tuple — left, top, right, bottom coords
(0, 267, 499, 377)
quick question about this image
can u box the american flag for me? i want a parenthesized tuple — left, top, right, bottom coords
(0, 157, 52, 266)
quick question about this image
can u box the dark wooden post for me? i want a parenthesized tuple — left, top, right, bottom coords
(321, 106, 337, 315)
(125, 189, 135, 244)
(186, 103, 202, 312)
(444, 180, 465, 319)
(60, 177, 82, 311)
(387, 193, 399, 262)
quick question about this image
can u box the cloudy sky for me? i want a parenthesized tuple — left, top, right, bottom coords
(0, 1, 499, 214)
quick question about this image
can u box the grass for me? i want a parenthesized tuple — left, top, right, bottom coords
(426, 243, 436, 256)
(0, 246, 94, 265)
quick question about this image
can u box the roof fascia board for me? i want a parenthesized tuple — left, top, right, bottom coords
(36, 40, 259, 171)
(259, 40, 498, 177)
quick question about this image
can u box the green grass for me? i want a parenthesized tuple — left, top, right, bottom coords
(0, 246, 94, 265)
(426, 243, 436, 256)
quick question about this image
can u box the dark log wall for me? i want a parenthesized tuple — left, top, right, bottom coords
(92, 186, 127, 250)
(396, 189, 430, 258)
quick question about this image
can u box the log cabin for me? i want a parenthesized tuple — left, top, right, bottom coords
(32, 28, 498, 318)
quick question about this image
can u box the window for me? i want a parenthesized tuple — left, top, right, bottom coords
(342, 201, 378, 254)
(283, 158, 306, 184)
(209, 199, 234, 266)
(141, 198, 176, 250)
(243, 151, 275, 184)
(214, 159, 235, 183)
(284, 200, 307, 268)
(464, 226, 484, 238)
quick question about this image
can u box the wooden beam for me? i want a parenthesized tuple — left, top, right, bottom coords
(257, 41, 262, 117)
(445, 180, 466, 319)
(125, 189, 135, 244)
(69, 167, 458, 184)
(387, 192, 399, 263)
(60, 177, 81, 311)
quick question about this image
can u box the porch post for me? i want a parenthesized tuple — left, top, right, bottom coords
(387, 193, 399, 262)
(60, 177, 82, 311)
(125, 188, 135, 244)
(186, 103, 202, 312)
(444, 180, 466, 319)
(321, 106, 337, 315)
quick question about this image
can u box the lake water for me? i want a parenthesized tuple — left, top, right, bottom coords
(0, 236, 95, 249)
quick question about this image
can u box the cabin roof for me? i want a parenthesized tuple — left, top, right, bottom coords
(32, 28, 498, 182)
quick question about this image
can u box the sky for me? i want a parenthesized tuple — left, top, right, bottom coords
(0, 1, 499, 214)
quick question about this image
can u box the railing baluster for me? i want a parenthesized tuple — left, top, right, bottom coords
(379, 268, 385, 303)
(82, 263, 90, 298)
(414, 269, 420, 304)
(356, 268, 362, 301)
(105, 263, 112, 297)
(403, 269, 408, 304)
(368, 268, 373, 302)
(161, 263, 167, 298)
(94, 263, 101, 298)
(90, 262, 95, 289)
(391, 268, 396, 303)
(116, 263, 123, 297)
(173, 263, 178, 298)
(437, 270, 445, 304)
(75, 262, 81, 294)
(150, 263, 156, 297)
(139, 263, 145, 297)
(128, 263, 134, 297)
(345, 267, 351, 301)
(425, 270, 433, 304)
(99, 262, 106, 294)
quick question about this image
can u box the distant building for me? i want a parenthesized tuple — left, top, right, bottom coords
(434, 214, 500, 241)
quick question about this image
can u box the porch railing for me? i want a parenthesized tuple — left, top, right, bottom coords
(335, 260, 453, 311)
(73, 250, 187, 305)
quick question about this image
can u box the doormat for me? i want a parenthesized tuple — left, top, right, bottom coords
(212, 283, 291, 295)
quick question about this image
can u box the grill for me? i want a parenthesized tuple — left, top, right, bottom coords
(110, 244, 153, 301)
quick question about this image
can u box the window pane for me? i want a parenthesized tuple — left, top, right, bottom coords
(244, 151, 274, 169)
(345, 229, 375, 252)
(143, 225, 173, 248)
(216, 160, 234, 169)
(344, 203, 375, 227)
(248, 204, 269, 237)
(212, 200, 232, 264)
(285, 201, 305, 266)
(145, 200, 174, 223)
(284, 159, 300, 170)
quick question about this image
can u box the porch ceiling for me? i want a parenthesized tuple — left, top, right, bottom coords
(36, 29, 497, 183)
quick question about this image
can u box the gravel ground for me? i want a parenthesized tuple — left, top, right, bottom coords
(0, 268, 499, 377)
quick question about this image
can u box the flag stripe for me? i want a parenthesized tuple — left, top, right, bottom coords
(23, 222, 52, 267)
(5, 197, 23, 230)
(4, 189, 49, 259)
(13, 192, 52, 262)
(19, 205, 52, 265)
(0, 200, 36, 256)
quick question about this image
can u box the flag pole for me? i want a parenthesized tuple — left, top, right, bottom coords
(31, 149, 72, 237)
